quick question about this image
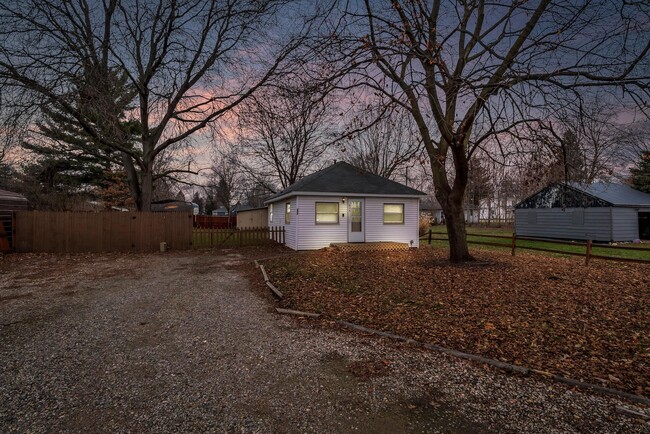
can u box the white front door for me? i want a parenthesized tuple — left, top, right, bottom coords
(348, 199, 365, 243)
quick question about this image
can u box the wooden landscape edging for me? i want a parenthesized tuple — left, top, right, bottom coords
(255, 257, 650, 408)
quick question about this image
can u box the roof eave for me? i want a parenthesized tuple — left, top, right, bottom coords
(265, 190, 427, 204)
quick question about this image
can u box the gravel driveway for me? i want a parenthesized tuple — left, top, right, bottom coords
(0, 250, 648, 433)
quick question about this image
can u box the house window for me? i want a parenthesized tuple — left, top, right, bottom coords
(285, 202, 291, 224)
(269, 204, 273, 223)
(383, 203, 404, 224)
(315, 202, 339, 224)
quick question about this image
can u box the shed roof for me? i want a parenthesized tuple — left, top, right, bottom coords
(568, 182, 650, 207)
(515, 182, 650, 209)
(266, 162, 426, 203)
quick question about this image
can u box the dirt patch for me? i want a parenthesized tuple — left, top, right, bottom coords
(347, 358, 391, 380)
(265, 247, 650, 397)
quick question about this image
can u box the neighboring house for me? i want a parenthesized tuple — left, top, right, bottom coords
(265, 162, 427, 250)
(0, 189, 30, 251)
(420, 195, 482, 224)
(514, 182, 650, 242)
(211, 204, 253, 216)
(236, 207, 268, 229)
(420, 196, 443, 223)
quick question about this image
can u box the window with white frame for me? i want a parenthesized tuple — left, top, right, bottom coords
(315, 202, 339, 224)
(269, 203, 273, 223)
(383, 203, 404, 224)
(285, 202, 291, 224)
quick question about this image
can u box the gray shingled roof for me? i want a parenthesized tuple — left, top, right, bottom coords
(568, 182, 650, 207)
(266, 162, 426, 202)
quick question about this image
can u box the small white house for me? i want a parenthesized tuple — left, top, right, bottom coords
(265, 162, 427, 250)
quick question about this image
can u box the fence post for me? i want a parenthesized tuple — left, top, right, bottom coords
(511, 233, 516, 256)
(585, 239, 592, 265)
(428, 229, 432, 245)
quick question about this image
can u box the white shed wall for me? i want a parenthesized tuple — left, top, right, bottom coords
(515, 208, 613, 241)
(611, 208, 639, 241)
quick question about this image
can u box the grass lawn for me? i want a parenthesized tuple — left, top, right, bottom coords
(423, 226, 650, 262)
(265, 247, 650, 397)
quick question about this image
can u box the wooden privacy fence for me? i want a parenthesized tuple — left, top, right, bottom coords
(422, 229, 650, 265)
(14, 211, 193, 253)
(193, 215, 236, 229)
(193, 226, 285, 248)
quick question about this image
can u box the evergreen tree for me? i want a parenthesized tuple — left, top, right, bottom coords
(630, 151, 650, 193)
(191, 191, 205, 214)
(22, 64, 140, 206)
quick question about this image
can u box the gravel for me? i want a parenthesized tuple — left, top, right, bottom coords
(0, 249, 648, 433)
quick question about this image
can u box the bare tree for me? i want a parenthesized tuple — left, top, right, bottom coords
(0, 87, 32, 168)
(0, 0, 306, 210)
(232, 78, 335, 192)
(208, 152, 242, 216)
(533, 100, 643, 185)
(326, 0, 650, 261)
(340, 106, 421, 179)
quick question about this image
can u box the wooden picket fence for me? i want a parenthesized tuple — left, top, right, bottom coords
(193, 226, 285, 248)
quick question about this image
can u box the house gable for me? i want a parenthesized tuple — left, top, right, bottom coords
(515, 184, 612, 209)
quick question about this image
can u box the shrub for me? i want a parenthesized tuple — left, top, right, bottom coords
(419, 216, 432, 236)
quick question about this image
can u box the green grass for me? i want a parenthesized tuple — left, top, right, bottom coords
(422, 225, 650, 262)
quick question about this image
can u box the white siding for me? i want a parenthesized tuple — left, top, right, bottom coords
(270, 195, 422, 250)
(515, 208, 613, 241)
(296, 196, 348, 250)
(268, 198, 298, 250)
(611, 208, 639, 241)
(365, 197, 420, 247)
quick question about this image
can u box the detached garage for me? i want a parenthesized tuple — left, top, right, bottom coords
(515, 183, 650, 242)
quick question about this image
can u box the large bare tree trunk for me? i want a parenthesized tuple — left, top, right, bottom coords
(139, 163, 154, 212)
(122, 153, 142, 210)
(442, 198, 471, 262)
(431, 141, 473, 262)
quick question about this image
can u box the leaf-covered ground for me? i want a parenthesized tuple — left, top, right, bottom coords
(265, 248, 650, 397)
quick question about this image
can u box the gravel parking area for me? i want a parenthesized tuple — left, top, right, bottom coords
(1, 249, 648, 433)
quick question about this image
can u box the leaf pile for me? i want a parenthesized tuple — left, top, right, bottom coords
(266, 248, 650, 397)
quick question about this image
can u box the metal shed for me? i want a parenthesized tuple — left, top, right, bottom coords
(514, 183, 650, 242)
(0, 189, 30, 251)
